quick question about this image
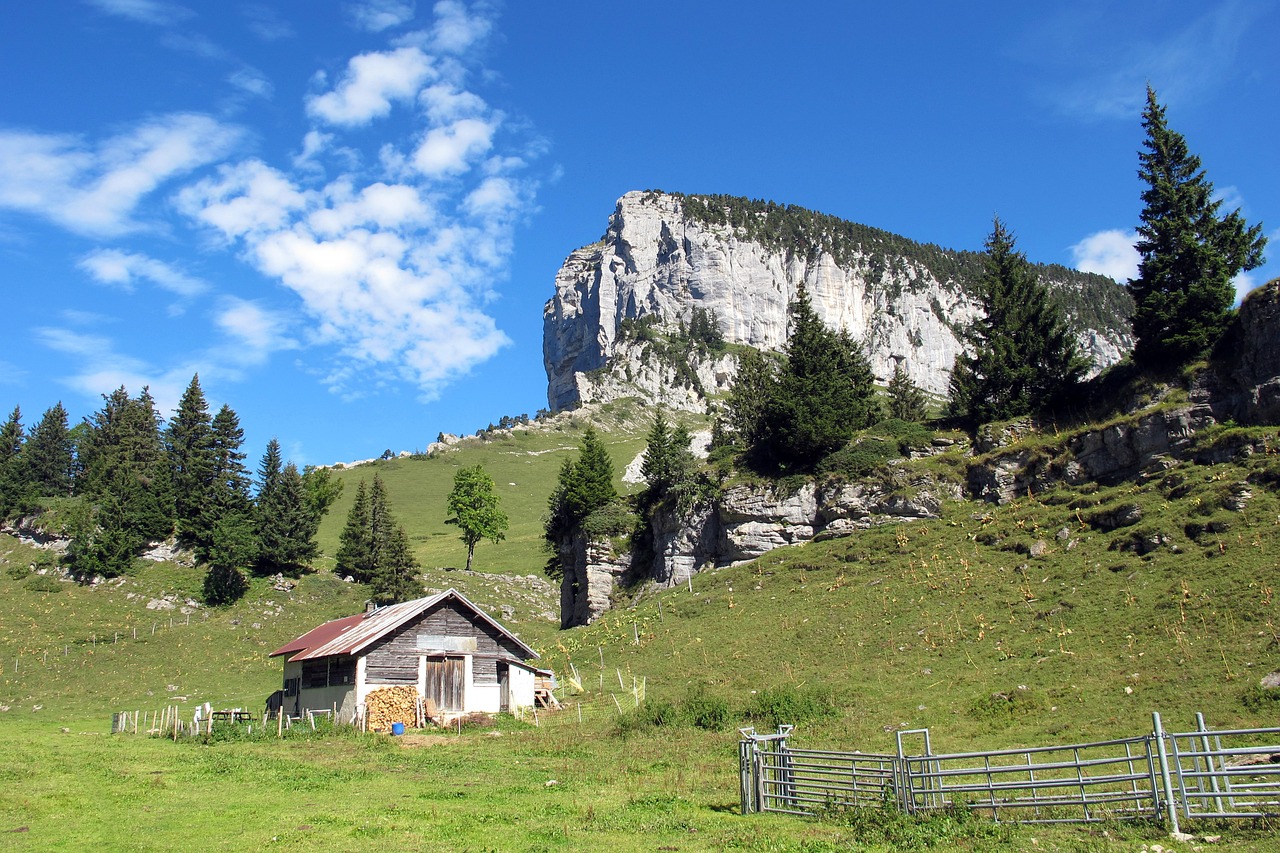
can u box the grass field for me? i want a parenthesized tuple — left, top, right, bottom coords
(3, 403, 1280, 849)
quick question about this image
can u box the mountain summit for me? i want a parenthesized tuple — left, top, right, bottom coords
(543, 191, 1132, 412)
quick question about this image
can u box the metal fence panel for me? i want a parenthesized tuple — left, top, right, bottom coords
(739, 714, 1280, 828)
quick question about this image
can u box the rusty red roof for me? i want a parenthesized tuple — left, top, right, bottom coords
(269, 613, 364, 659)
(272, 588, 539, 663)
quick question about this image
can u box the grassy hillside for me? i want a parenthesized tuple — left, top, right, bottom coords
(2, 398, 1280, 850)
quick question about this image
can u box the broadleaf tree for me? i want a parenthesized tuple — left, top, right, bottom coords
(445, 465, 508, 572)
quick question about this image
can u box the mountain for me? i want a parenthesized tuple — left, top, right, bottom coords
(543, 191, 1133, 412)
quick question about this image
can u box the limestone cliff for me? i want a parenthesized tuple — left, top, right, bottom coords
(543, 191, 1132, 412)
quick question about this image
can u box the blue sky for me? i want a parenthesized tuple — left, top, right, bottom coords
(1, 1, 1276, 468)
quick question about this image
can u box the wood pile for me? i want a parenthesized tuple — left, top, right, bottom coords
(365, 685, 422, 732)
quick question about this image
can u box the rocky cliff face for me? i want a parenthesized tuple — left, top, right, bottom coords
(543, 191, 1132, 412)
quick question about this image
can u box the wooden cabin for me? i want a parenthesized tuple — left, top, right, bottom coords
(269, 589, 547, 724)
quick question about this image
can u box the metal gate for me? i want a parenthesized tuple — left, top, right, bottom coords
(740, 712, 1280, 832)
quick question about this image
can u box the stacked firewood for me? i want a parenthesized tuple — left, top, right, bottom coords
(365, 685, 421, 732)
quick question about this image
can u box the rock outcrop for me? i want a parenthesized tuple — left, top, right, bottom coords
(560, 466, 963, 626)
(543, 191, 1132, 412)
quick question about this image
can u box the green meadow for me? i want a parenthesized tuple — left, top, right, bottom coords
(3, 405, 1280, 850)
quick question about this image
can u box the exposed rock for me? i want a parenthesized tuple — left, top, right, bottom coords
(1220, 279, 1280, 425)
(1089, 504, 1144, 532)
(543, 191, 1130, 412)
(555, 535, 631, 628)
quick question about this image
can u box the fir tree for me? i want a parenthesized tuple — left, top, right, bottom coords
(196, 405, 256, 571)
(335, 480, 375, 582)
(166, 375, 215, 540)
(1129, 86, 1267, 368)
(752, 286, 879, 469)
(543, 427, 619, 579)
(0, 406, 32, 520)
(445, 465, 508, 572)
(23, 403, 74, 498)
(370, 521, 421, 605)
(886, 364, 929, 422)
(254, 441, 320, 575)
(78, 387, 174, 546)
(948, 218, 1086, 427)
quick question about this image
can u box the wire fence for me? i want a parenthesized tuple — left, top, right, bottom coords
(740, 712, 1280, 834)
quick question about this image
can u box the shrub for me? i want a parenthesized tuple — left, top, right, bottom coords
(818, 437, 900, 479)
(682, 688, 733, 731)
(745, 685, 838, 728)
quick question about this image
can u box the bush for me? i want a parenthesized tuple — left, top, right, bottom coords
(682, 688, 733, 731)
(745, 685, 838, 728)
(869, 418, 935, 451)
(818, 437, 900, 479)
(581, 499, 637, 539)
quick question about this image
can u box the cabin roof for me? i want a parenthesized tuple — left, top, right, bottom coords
(269, 588, 539, 663)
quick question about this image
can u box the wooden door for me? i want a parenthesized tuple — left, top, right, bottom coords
(498, 662, 509, 712)
(423, 657, 464, 711)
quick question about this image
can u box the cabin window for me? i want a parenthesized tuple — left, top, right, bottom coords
(301, 658, 356, 689)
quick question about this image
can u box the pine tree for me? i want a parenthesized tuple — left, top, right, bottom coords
(886, 364, 929, 422)
(0, 406, 32, 520)
(948, 218, 1086, 426)
(23, 403, 74, 498)
(77, 387, 174, 547)
(370, 521, 421, 605)
(753, 286, 879, 469)
(639, 412, 698, 511)
(335, 480, 375, 582)
(196, 404, 256, 574)
(254, 441, 320, 575)
(166, 375, 215, 540)
(445, 465, 508, 572)
(543, 427, 619, 579)
(1129, 86, 1267, 368)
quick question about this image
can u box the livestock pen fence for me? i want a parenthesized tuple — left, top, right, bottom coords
(739, 713, 1280, 833)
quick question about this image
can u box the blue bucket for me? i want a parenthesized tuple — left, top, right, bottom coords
(391, 722, 405, 736)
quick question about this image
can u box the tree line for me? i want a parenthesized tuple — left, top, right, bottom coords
(0, 376, 341, 604)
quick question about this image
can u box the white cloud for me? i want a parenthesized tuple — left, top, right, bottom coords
(84, 0, 190, 26)
(78, 249, 208, 297)
(176, 0, 530, 399)
(229, 67, 273, 98)
(214, 297, 296, 364)
(418, 82, 487, 124)
(429, 0, 492, 54)
(242, 4, 294, 41)
(349, 0, 416, 32)
(1039, 2, 1259, 120)
(0, 114, 241, 237)
(412, 117, 495, 176)
(306, 46, 435, 126)
(177, 159, 309, 239)
(1070, 229, 1140, 283)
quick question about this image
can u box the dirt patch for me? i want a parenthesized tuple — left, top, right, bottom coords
(396, 734, 453, 747)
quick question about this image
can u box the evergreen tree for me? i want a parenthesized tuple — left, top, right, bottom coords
(639, 412, 699, 511)
(196, 404, 257, 578)
(0, 406, 32, 520)
(334, 474, 419, 600)
(335, 479, 375, 582)
(948, 218, 1086, 427)
(201, 510, 256, 605)
(720, 348, 779, 450)
(370, 520, 421, 605)
(254, 441, 320, 575)
(166, 375, 215, 540)
(78, 386, 174, 545)
(1129, 86, 1267, 368)
(886, 363, 929, 422)
(445, 465, 508, 572)
(752, 286, 879, 469)
(23, 403, 74, 497)
(543, 427, 619, 578)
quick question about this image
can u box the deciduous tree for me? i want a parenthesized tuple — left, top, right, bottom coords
(445, 465, 508, 571)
